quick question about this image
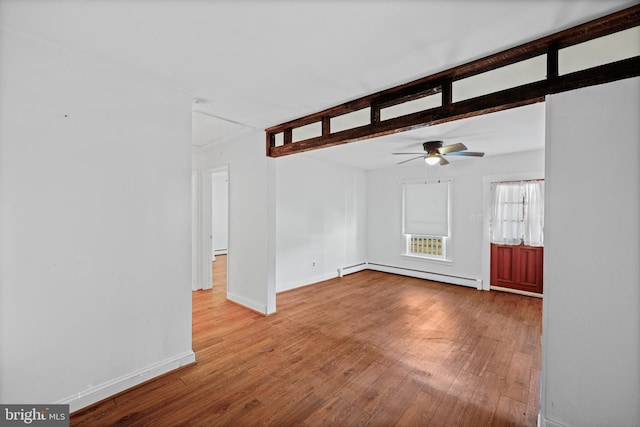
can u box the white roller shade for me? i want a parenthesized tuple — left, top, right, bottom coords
(403, 182, 449, 236)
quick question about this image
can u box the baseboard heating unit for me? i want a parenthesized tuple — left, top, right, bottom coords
(337, 262, 368, 277)
(366, 263, 482, 289)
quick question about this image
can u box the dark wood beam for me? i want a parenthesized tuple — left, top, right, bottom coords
(283, 128, 292, 145)
(270, 96, 543, 157)
(441, 79, 452, 107)
(321, 116, 330, 136)
(547, 42, 559, 83)
(370, 101, 380, 126)
(266, 4, 640, 157)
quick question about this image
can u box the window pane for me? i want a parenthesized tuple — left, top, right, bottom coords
(330, 107, 371, 133)
(409, 235, 444, 257)
(453, 55, 546, 102)
(380, 92, 442, 121)
(292, 121, 321, 142)
(559, 26, 640, 75)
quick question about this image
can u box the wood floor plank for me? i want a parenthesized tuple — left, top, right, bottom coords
(302, 384, 370, 427)
(463, 335, 500, 376)
(71, 265, 542, 426)
(420, 341, 467, 402)
(493, 395, 528, 427)
(253, 391, 325, 427)
(503, 351, 534, 404)
(458, 370, 506, 426)
(351, 360, 412, 415)
(365, 369, 424, 426)
(526, 368, 542, 427)
(428, 370, 483, 427)
(395, 390, 440, 427)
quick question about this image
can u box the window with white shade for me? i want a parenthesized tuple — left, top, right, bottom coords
(403, 181, 450, 260)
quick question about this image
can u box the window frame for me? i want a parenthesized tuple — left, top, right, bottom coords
(490, 180, 544, 246)
(402, 180, 452, 262)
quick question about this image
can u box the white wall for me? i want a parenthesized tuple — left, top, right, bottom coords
(273, 146, 543, 293)
(199, 131, 276, 314)
(0, 30, 194, 410)
(367, 149, 545, 287)
(542, 78, 640, 427)
(275, 156, 367, 292)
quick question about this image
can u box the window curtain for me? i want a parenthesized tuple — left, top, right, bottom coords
(490, 182, 524, 245)
(523, 181, 544, 246)
(404, 182, 449, 236)
(490, 180, 544, 246)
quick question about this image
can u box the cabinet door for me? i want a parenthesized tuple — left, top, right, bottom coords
(491, 243, 543, 294)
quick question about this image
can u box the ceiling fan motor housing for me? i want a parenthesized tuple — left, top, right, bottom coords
(423, 140, 443, 154)
(422, 141, 443, 156)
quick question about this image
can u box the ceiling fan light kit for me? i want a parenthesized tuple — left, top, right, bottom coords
(394, 140, 485, 166)
(425, 156, 440, 165)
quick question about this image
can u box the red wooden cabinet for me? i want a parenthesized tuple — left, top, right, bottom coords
(490, 243, 543, 294)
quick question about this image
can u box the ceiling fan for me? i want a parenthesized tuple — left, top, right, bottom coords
(393, 140, 485, 166)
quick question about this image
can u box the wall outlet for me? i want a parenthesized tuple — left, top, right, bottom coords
(312, 260, 316, 267)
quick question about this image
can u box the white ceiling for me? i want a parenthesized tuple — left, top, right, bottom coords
(1, 0, 636, 167)
(191, 111, 255, 147)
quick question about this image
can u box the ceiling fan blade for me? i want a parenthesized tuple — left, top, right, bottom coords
(444, 151, 485, 157)
(397, 156, 425, 165)
(392, 152, 427, 155)
(438, 142, 467, 154)
(439, 157, 450, 165)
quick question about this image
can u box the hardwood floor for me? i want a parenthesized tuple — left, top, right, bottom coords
(211, 254, 227, 294)
(72, 264, 542, 426)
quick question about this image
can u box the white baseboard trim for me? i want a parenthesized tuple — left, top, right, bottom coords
(274, 262, 481, 294)
(338, 262, 369, 277)
(491, 286, 543, 298)
(277, 261, 370, 293)
(368, 263, 481, 289)
(277, 271, 339, 293)
(540, 416, 569, 427)
(59, 350, 195, 413)
(227, 292, 267, 314)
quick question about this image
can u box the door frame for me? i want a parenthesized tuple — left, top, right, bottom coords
(211, 169, 229, 258)
(481, 171, 544, 292)
(198, 165, 229, 292)
(192, 170, 200, 291)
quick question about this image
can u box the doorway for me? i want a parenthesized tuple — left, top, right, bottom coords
(487, 178, 544, 295)
(482, 172, 544, 295)
(192, 166, 230, 292)
(211, 168, 229, 292)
